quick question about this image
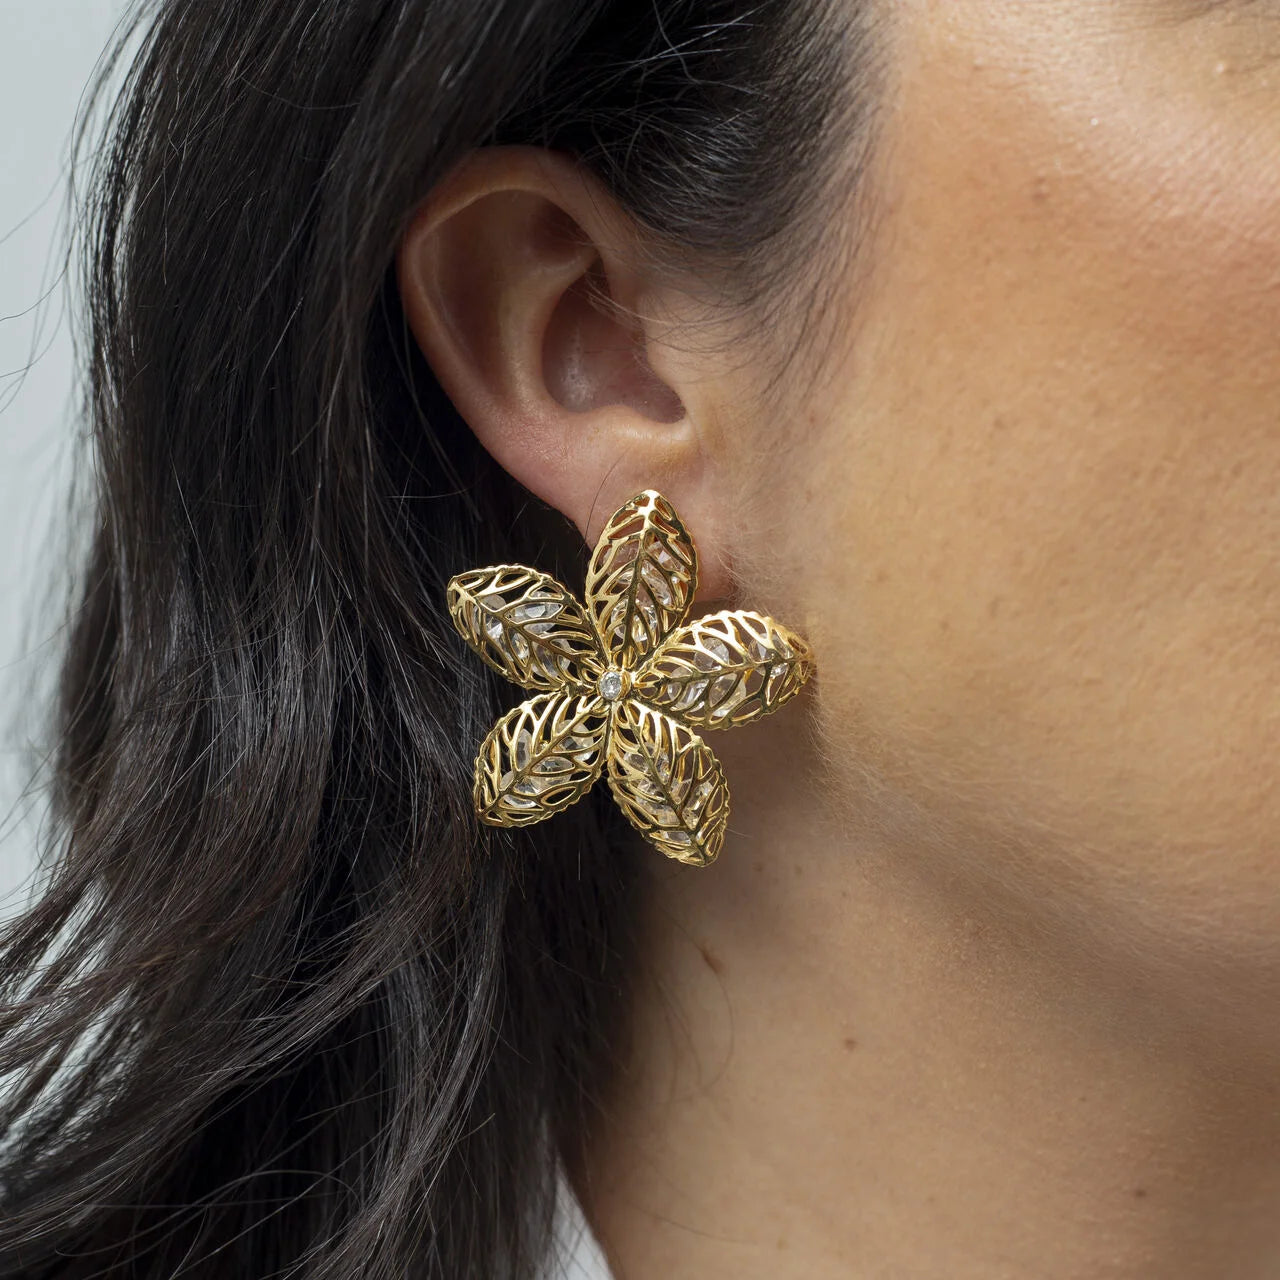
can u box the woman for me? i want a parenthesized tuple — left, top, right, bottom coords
(3, 0, 1279, 1275)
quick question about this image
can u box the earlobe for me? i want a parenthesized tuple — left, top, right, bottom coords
(395, 147, 733, 598)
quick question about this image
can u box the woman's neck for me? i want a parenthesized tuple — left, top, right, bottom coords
(576, 746, 1280, 1280)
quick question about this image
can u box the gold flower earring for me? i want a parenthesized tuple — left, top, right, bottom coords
(446, 490, 815, 866)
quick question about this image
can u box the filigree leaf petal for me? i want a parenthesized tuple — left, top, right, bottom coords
(606, 700, 729, 867)
(585, 491, 698, 670)
(448, 566, 604, 692)
(633, 610, 816, 729)
(474, 692, 610, 827)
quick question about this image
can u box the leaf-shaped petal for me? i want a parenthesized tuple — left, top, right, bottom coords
(474, 693, 610, 827)
(448, 566, 604, 692)
(633, 610, 815, 730)
(584, 491, 698, 670)
(606, 700, 729, 867)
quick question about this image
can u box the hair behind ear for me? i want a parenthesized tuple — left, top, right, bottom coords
(0, 1, 879, 1276)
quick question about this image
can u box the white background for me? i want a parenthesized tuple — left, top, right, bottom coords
(0, 0, 125, 909)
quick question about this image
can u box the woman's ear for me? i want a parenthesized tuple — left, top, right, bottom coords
(396, 146, 733, 598)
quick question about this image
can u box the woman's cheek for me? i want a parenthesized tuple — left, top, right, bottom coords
(753, 0, 1280, 963)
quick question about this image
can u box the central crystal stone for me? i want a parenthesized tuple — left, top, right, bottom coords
(598, 669, 626, 702)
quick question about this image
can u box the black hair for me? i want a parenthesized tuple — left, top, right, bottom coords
(0, 1, 879, 1275)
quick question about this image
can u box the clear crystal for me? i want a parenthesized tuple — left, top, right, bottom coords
(641, 561, 675, 606)
(691, 779, 716, 808)
(677, 679, 706, 710)
(598, 670, 625, 701)
(711, 673, 739, 706)
(513, 600, 557, 621)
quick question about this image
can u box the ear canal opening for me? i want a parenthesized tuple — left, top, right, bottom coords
(542, 257, 685, 423)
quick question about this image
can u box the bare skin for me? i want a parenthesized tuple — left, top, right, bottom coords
(398, 2, 1280, 1275)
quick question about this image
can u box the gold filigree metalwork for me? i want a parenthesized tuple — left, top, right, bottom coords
(446, 490, 816, 866)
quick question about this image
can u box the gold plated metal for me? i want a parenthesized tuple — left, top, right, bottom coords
(446, 490, 815, 866)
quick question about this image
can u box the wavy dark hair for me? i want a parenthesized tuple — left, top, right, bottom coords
(0, 1, 879, 1275)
